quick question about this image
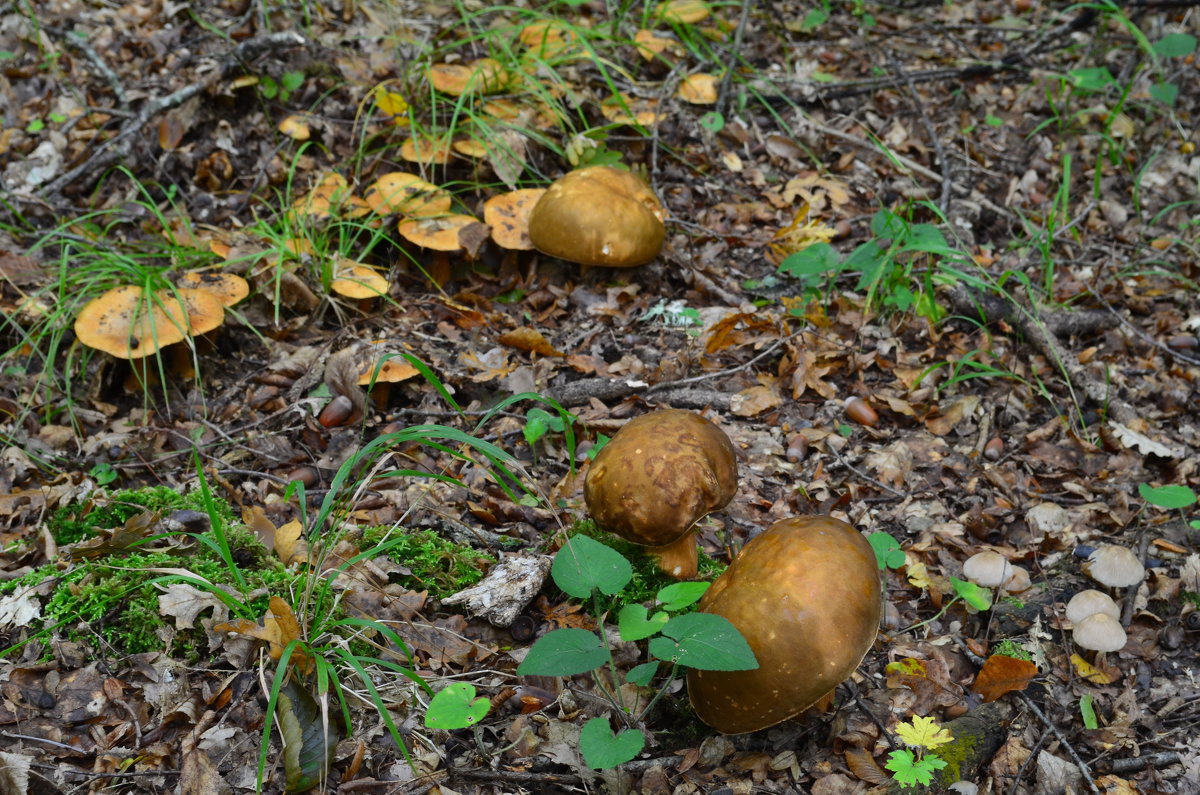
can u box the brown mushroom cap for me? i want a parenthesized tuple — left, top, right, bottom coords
(688, 516, 882, 734)
(528, 166, 666, 267)
(1073, 612, 1127, 652)
(74, 285, 223, 359)
(1086, 545, 1145, 588)
(584, 409, 737, 579)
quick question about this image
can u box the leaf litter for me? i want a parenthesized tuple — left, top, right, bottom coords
(0, 0, 1197, 792)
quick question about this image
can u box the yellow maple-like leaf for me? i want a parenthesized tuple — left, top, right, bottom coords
(895, 716, 954, 750)
(906, 555, 933, 589)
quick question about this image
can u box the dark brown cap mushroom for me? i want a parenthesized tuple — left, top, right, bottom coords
(687, 516, 881, 734)
(528, 166, 666, 267)
(584, 409, 737, 579)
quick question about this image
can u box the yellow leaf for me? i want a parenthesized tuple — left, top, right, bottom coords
(895, 716, 954, 750)
(374, 87, 409, 118)
(906, 555, 933, 589)
(1070, 653, 1120, 685)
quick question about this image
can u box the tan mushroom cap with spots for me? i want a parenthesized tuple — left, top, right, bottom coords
(688, 516, 882, 734)
(74, 285, 225, 359)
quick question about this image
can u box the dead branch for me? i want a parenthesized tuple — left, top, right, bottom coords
(38, 31, 305, 200)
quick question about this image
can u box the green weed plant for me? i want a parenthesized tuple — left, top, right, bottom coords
(426, 535, 757, 770)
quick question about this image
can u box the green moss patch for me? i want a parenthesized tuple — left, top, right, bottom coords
(359, 526, 496, 599)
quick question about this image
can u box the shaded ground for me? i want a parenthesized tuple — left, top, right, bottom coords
(1, 0, 1198, 793)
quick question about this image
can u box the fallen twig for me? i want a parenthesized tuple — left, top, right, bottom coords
(39, 31, 305, 200)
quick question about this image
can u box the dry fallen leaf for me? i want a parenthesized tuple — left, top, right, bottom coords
(971, 654, 1038, 702)
(498, 326, 564, 357)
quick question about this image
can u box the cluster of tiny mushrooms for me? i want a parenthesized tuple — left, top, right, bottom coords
(963, 543, 1145, 658)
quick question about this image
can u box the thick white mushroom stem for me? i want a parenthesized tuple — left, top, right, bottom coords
(649, 532, 699, 580)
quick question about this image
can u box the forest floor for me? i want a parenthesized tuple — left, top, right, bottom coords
(0, 0, 1198, 793)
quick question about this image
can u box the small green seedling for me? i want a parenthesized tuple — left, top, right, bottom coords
(259, 70, 306, 103)
(426, 682, 491, 729)
(425, 536, 758, 770)
(885, 715, 953, 787)
(868, 532, 905, 570)
(1139, 483, 1200, 531)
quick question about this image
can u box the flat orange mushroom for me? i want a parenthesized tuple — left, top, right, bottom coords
(364, 172, 452, 218)
(176, 272, 250, 307)
(398, 214, 488, 253)
(483, 189, 546, 250)
(330, 259, 389, 300)
(75, 285, 225, 359)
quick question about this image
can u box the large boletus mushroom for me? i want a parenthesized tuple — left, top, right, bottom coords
(528, 165, 666, 268)
(688, 516, 881, 734)
(584, 409, 737, 580)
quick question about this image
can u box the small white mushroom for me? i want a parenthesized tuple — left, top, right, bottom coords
(963, 550, 1013, 588)
(1000, 565, 1031, 595)
(1065, 590, 1120, 625)
(1086, 545, 1145, 589)
(1072, 612, 1127, 652)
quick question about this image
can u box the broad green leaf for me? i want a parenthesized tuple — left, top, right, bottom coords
(656, 581, 709, 611)
(1068, 67, 1115, 93)
(523, 413, 549, 446)
(867, 532, 905, 570)
(579, 717, 645, 769)
(1153, 33, 1197, 58)
(551, 535, 632, 597)
(425, 682, 491, 729)
(626, 661, 658, 687)
(778, 243, 839, 281)
(902, 223, 950, 253)
(885, 749, 947, 787)
(699, 111, 724, 132)
(650, 613, 758, 671)
(1149, 81, 1178, 107)
(517, 628, 608, 676)
(801, 8, 828, 30)
(618, 604, 669, 641)
(950, 577, 992, 611)
(1138, 482, 1196, 509)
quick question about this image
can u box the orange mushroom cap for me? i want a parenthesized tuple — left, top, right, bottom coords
(74, 285, 224, 359)
(528, 166, 666, 267)
(688, 516, 882, 734)
(176, 272, 250, 307)
(365, 172, 452, 218)
(330, 259, 389, 299)
(484, 189, 546, 250)
(584, 409, 737, 579)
